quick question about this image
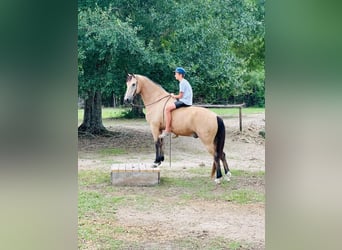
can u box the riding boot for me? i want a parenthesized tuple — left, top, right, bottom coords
(159, 130, 171, 138)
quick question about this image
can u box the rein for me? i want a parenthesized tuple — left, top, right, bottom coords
(130, 93, 171, 136)
(128, 75, 172, 131)
(130, 94, 171, 108)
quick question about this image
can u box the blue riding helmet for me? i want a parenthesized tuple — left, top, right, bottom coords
(174, 67, 186, 75)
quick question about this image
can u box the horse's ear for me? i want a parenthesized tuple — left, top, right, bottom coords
(126, 74, 132, 82)
(126, 73, 136, 81)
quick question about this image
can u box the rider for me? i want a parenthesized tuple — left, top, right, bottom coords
(159, 67, 193, 138)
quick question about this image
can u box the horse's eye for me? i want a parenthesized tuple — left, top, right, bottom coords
(132, 83, 136, 87)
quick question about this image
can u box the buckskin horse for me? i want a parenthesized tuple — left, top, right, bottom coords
(124, 74, 231, 183)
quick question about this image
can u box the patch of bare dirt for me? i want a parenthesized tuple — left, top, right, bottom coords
(115, 201, 264, 248)
(231, 123, 265, 145)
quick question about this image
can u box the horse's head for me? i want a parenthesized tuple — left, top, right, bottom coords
(124, 74, 140, 104)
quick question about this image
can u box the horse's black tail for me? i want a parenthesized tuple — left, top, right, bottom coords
(211, 116, 226, 178)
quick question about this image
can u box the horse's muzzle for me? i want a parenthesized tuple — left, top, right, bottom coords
(124, 97, 133, 104)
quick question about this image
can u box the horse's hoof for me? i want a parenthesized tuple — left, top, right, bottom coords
(192, 133, 198, 138)
(152, 162, 161, 168)
(215, 178, 221, 184)
(224, 172, 232, 182)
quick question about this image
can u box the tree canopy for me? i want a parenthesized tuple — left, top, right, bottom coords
(78, 0, 265, 132)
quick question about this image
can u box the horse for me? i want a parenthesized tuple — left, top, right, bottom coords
(124, 74, 231, 183)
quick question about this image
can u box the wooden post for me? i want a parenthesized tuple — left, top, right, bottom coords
(239, 106, 242, 132)
(169, 134, 171, 168)
(194, 103, 244, 132)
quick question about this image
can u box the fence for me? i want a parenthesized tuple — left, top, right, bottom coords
(193, 103, 245, 131)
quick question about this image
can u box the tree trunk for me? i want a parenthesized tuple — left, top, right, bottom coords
(78, 90, 107, 135)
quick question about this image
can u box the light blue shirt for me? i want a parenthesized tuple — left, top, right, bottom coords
(179, 79, 193, 105)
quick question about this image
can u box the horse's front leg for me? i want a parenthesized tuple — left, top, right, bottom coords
(150, 125, 164, 167)
(153, 138, 164, 167)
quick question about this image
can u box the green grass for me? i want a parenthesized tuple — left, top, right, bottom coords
(159, 169, 265, 204)
(172, 237, 250, 250)
(78, 168, 264, 205)
(230, 169, 265, 177)
(78, 190, 124, 217)
(226, 189, 265, 204)
(188, 168, 264, 178)
(78, 190, 125, 249)
(78, 107, 265, 122)
(78, 107, 130, 122)
(98, 147, 126, 156)
(228, 240, 248, 250)
(78, 170, 127, 249)
(168, 177, 263, 203)
(78, 169, 264, 248)
(78, 170, 110, 186)
(78, 169, 264, 206)
(210, 107, 264, 116)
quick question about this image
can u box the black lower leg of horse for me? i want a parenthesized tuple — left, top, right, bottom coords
(211, 161, 216, 179)
(215, 155, 223, 179)
(154, 140, 160, 164)
(154, 139, 164, 164)
(221, 152, 230, 175)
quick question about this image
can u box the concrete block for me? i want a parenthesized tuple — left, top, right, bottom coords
(111, 163, 160, 186)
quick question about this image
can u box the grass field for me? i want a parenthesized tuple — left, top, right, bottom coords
(78, 108, 265, 249)
(78, 168, 264, 249)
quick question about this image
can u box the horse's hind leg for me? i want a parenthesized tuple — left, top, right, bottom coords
(211, 161, 216, 179)
(221, 152, 231, 181)
(214, 154, 223, 184)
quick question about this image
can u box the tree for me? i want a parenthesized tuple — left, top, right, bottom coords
(78, 5, 145, 134)
(111, 0, 265, 106)
(78, 0, 265, 129)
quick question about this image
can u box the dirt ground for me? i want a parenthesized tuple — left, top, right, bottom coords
(78, 113, 265, 249)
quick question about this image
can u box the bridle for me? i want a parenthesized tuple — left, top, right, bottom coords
(131, 78, 138, 98)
